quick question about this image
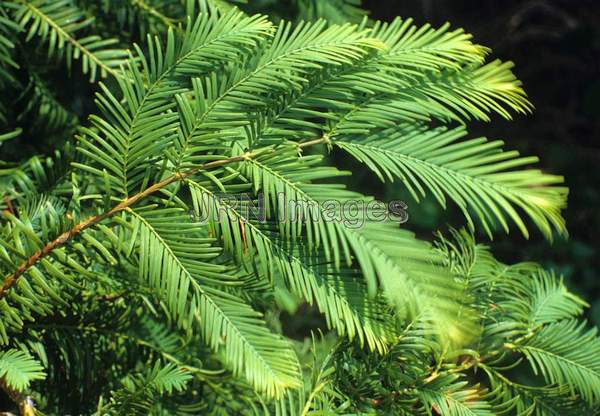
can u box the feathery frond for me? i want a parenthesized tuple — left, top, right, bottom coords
(0, 7, 19, 88)
(188, 181, 395, 352)
(0, 348, 45, 391)
(417, 375, 493, 416)
(513, 320, 600, 404)
(76, 9, 271, 196)
(105, 361, 192, 415)
(12, 0, 129, 81)
(334, 124, 567, 238)
(130, 207, 302, 396)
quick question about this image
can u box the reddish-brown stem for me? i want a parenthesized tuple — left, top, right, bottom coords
(0, 139, 325, 300)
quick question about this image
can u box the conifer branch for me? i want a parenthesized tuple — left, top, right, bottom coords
(0, 6, 590, 412)
(17, 0, 124, 80)
(0, 138, 325, 301)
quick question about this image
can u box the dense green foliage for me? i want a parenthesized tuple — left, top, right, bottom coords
(0, 0, 597, 414)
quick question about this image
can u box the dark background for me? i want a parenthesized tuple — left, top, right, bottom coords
(354, 0, 600, 324)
